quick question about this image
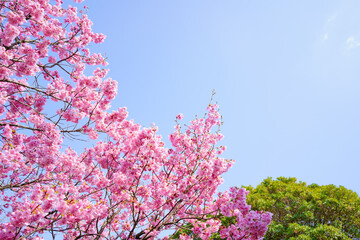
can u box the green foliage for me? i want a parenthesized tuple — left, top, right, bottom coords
(243, 177, 360, 239)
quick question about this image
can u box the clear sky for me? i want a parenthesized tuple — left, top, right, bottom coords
(82, 1, 360, 193)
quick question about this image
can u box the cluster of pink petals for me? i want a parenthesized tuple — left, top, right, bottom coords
(0, 0, 272, 239)
(217, 188, 273, 239)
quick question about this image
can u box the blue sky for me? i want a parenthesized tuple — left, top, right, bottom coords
(82, 1, 360, 193)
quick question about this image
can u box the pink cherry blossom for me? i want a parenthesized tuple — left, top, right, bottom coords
(0, 1, 272, 239)
(176, 113, 184, 120)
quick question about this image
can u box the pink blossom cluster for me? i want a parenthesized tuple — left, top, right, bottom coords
(217, 188, 273, 239)
(0, 0, 272, 239)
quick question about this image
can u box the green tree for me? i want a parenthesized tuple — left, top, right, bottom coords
(243, 177, 360, 240)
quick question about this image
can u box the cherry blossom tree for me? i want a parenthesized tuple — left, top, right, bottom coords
(0, 0, 272, 239)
